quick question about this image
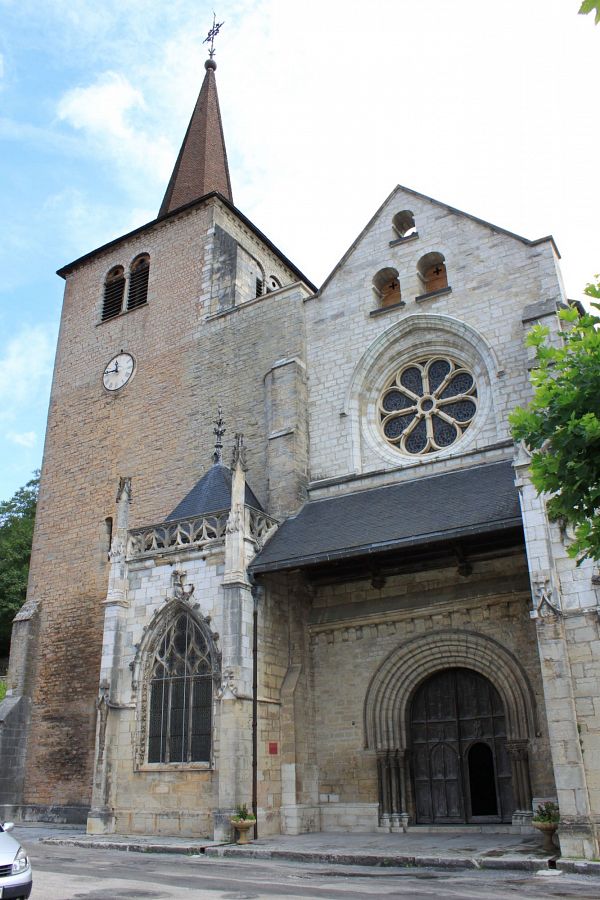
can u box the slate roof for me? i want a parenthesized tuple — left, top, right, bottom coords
(166, 464, 263, 521)
(250, 460, 520, 575)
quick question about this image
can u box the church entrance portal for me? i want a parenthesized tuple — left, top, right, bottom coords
(410, 668, 514, 824)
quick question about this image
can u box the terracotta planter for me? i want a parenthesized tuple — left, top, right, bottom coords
(230, 818, 255, 844)
(533, 819, 559, 853)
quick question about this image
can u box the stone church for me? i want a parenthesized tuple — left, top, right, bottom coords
(1, 51, 599, 859)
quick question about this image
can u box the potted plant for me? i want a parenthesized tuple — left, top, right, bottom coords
(532, 801, 560, 853)
(230, 804, 256, 844)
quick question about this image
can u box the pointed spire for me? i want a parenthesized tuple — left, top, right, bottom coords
(158, 57, 233, 217)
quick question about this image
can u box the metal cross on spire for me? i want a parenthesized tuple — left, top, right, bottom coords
(203, 13, 224, 59)
(213, 405, 226, 464)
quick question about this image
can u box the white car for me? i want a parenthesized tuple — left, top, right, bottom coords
(0, 823, 32, 899)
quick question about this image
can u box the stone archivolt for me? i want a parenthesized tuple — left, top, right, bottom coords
(364, 629, 537, 752)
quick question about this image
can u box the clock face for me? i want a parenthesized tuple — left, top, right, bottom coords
(103, 352, 135, 391)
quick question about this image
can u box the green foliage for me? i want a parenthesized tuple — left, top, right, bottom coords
(532, 801, 560, 823)
(0, 473, 39, 657)
(0, 681, 6, 702)
(232, 803, 255, 821)
(510, 280, 600, 563)
(579, 1, 600, 25)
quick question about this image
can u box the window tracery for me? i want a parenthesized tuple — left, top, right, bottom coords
(378, 356, 477, 455)
(146, 609, 218, 764)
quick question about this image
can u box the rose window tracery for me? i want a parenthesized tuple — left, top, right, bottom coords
(378, 357, 477, 455)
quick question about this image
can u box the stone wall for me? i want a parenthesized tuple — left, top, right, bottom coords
(19, 196, 310, 816)
(309, 554, 555, 825)
(305, 187, 565, 490)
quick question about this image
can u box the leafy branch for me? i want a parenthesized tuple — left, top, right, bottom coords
(510, 279, 600, 562)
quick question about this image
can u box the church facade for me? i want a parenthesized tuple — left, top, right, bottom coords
(1, 55, 599, 858)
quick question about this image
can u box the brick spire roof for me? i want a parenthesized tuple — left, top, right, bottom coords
(158, 58, 232, 217)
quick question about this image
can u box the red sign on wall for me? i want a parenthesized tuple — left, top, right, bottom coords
(268, 742, 278, 755)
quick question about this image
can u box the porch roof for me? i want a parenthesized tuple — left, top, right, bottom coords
(250, 460, 521, 576)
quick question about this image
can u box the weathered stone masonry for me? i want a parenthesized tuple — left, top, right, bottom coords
(1, 56, 599, 860)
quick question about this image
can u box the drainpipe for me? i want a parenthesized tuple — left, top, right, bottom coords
(251, 581, 259, 839)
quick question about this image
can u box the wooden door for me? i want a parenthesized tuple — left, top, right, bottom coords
(409, 668, 514, 824)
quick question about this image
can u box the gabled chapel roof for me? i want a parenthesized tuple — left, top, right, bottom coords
(166, 462, 263, 521)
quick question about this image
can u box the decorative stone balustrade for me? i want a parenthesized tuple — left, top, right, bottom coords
(127, 511, 229, 559)
(127, 507, 278, 561)
(248, 508, 278, 548)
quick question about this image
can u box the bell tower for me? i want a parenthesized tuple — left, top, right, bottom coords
(0, 25, 313, 827)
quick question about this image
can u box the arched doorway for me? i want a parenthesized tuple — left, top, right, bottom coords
(410, 668, 514, 823)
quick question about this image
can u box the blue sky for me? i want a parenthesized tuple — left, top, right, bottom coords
(0, 0, 598, 501)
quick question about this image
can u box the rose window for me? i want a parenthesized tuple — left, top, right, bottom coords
(378, 357, 477, 455)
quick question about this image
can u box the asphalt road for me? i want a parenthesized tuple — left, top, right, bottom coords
(20, 840, 600, 900)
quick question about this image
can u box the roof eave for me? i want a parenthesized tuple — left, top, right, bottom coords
(249, 515, 523, 576)
(57, 192, 317, 290)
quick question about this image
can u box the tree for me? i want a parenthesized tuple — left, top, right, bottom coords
(0, 473, 39, 658)
(579, 1, 600, 25)
(510, 279, 600, 562)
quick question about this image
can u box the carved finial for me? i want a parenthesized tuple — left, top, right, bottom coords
(231, 433, 248, 472)
(203, 12, 224, 65)
(213, 405, 226, 464)
(116, 476, 132, 503)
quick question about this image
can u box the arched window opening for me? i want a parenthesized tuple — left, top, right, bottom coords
(147, 610, 215, 764)
(265, 275, 282, 293)
(373, 267, 401, 308)
(417, 252, 448, 294)
(249, 257, 265, 298)
(127, 255, 150, 310)
(392, 210, 416, 239)
(102, 266, 125, 321)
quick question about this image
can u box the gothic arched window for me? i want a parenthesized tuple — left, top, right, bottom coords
(147, 610, 216, 764)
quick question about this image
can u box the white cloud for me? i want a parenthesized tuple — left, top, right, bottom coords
(57, 70, 174, 186)
(58, 70, 145, 133)
(0, 325, 56, 424)
(6, 431, 36, 449)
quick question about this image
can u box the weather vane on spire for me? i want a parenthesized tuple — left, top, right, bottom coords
(204, 13, 224, 59)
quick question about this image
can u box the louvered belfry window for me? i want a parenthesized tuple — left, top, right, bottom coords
(148, 611, 213, 764)
(127, 255, 150, 310)
(102, 266, 125, 321)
